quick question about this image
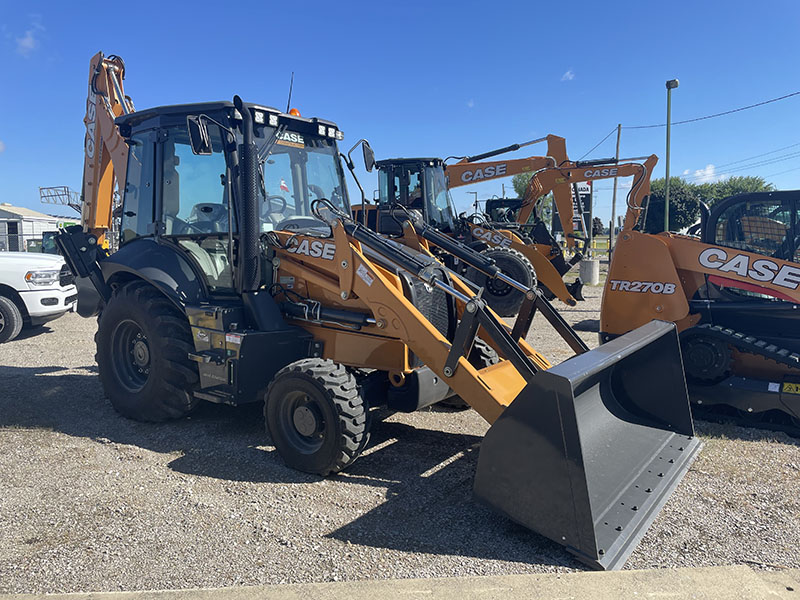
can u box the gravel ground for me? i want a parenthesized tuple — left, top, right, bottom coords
(1, 280, 799, 594)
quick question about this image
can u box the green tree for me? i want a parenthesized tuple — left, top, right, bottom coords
(695, 176, 776, 205)
(641, 177, 701, 233)
(512, 172, 533, 197)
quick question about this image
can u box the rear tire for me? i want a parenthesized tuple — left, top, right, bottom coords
(0, 296, 23, 343)
(96, 281, 199, 422)
(265, 359, 368, 475)
(466, 247, 535, 317)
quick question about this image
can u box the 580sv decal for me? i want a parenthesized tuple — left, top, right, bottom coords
(609, 280, 676, 294)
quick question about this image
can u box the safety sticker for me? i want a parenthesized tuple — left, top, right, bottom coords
(356, 264, 374, 287)
(782, 382, 800, 395)
(768, 382, 780, 392)
(279, 276, 295, 290)
(226, 333, 243, 345)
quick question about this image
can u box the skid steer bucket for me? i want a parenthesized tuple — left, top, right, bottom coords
(474, 320, 701, 570)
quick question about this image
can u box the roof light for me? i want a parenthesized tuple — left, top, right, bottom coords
(327, 127, 336, 138)
(335, 130, 344, 141)
(289, 108, 301, 117)
(268, 114, 279, 126)
(254, 111, 265, 124)
(318, 124, 327, 136)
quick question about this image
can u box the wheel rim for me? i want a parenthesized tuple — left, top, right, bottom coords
(278, 390, 326, 454)
(486, 276, 513, 297)
(0, 311, 5, 334)
(111, 319, 151, 392)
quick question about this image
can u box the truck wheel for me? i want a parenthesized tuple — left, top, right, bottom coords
(96, 281, 199, 422)
(440, 338, 500, 409)
(0, 296, 23, 343)
(265, 359, 368, 475)
(467, 247, 535, 317)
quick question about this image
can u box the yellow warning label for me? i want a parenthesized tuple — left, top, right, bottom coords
(781, 382, 800, 395)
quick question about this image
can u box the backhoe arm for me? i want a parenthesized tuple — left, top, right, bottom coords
(519, 155, 658, 247)
(444, 134, 567, 189)
(81, 52, 134, 244)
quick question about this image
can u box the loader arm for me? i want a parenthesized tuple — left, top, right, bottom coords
(268, 204, 699, 570)
(81, 51, 133, 245)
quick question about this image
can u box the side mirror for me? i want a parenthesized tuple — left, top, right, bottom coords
(362, 141, 376, 172)
(187, 115, 212, 155)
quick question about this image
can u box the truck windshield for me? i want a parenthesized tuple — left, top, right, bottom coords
(258, 133, 349, 232)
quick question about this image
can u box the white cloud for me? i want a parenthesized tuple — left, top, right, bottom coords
(561, 69, 575, 82)
(15, 19, 44, 57)
(682, 169, 690, 175)
(690, 164, 726, 184)
(466, 99, 475, 109)
(0, 140, 5, 153)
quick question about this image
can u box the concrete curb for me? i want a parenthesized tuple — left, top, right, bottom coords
(5, 565, 799, 600)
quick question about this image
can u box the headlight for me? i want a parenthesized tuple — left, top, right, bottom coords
(25, 270, 60, 286)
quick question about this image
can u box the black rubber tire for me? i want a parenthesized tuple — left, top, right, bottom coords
(0, 295, 23, 343)
(265, 359, 368, 475)
(95, 281, 199, 422)
(466, 247, 535, 317)
(440, 338, 500, 409)
(681, 333, 732, 383)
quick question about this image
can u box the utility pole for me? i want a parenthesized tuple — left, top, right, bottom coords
(664, 79, 679, 232)
(610, 123, 621, 253)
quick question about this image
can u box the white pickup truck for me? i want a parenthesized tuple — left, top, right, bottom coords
(0, 252, 77, 343)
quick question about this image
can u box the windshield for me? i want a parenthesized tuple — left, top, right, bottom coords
(424, 165, 456, 232)
(258, 131, 349, 232)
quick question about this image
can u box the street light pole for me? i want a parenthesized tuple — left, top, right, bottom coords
(664, 79, 679, 232)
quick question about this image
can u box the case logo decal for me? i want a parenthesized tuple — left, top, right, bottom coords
(698, 247, 800, 290)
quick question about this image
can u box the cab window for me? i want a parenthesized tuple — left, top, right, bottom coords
(714, 199, 796, 261)
(121, 134, 155, 244)
(161, 125, 233, 292)
(162, 127, 228, 235)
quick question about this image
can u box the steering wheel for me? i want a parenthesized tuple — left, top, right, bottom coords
(261, 195, 288, 224)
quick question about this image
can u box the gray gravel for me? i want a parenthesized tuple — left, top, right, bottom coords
(1, 282, 798, 594)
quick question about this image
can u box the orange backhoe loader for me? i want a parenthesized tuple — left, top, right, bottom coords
(57, 52, 701, 570)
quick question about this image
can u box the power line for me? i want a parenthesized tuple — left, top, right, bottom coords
(577, 127, 617, 160)
(684, 151, 800, 181)
(623, 90, 800, 130)
(713, 141, 800, 169)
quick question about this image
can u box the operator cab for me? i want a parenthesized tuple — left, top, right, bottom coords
(373, 158, 458, 234)
(116, 101, 349, 294)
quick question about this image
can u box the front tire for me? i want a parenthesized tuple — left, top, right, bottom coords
(96, 281, 199, 422)
(0, 296, 23, 343)
(265, 359, 368, 475)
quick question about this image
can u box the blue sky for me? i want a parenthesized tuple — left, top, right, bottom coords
(1, 0, 800, 225)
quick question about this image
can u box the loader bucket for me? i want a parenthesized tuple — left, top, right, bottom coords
(474, 320, 701, 570)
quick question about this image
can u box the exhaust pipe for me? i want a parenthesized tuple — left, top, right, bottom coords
(234, 95, 260, 293)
